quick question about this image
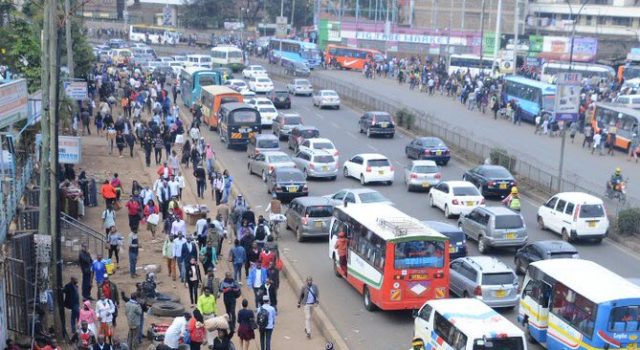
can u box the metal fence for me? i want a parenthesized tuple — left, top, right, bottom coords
(265, 62, 639, 211)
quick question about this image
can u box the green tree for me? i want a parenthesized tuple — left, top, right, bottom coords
(0, 18, 42, 92)
(181, 0, 236, 29)
(265, 0, 313, 29)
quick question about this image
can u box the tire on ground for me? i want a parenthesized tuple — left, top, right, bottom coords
(151, 301, 185, 317)
(146, 292, 180, 305)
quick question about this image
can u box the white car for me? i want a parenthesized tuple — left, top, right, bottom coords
(243, 65, 268, 79)
(312, 90, 341, 109)
(241, 90, 256, 99)
(248, 76, 274, 93)
(298, 137, 339, 163)
(257, 105, 278, 127)
(342, 153, 394, 185)
(224, 79, 249, 92)
(251, 97, 275, 108)
(158, 56, 175, 62)
(169, 62, 184, 77)
(287, 79, 313, 96)
(536, 192, 609, 243)
(429, 181, 486, 218)
(324, 188, 393, 206)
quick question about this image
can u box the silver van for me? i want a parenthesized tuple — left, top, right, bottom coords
(458, 206, 528, 254)
(614, 94, 640, 109)
(284, 196, 334, 241)
(247, 134, 280, 158)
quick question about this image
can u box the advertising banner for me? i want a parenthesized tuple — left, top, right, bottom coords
(554, 72, 582, 122)
(59, 136, 82, 164)
(0, 79, 28, 129)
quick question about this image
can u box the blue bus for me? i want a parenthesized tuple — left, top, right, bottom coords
(503, 75, 556, 123)
(268, 38, 321, 69)
(179, 67, 221, 109)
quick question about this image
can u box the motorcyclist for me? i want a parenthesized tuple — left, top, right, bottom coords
(608, 167, 624, 192)
(501, 186, 521, 212)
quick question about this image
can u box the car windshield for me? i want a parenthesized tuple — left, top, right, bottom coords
(322, 91, 338, 96)
(442, 230, 465, 243)
(275, 91, 288, 96)
(414, 165, 439, 173)
(373, 114, 392, 122)
(306, 205, 333, 217)
(257, 140, 279, 148)
(482, 272, 515, 285)
(269, 155, 291, 163)
(473, 337, 524, 350)
(258, 78, 271, 83)
(301, 129, 319, 138)
(394, 240, 445, 269)
(296, 80, 310, 86)
(485, 167, 512, 178)
(421, 138, 446, 148)
(200, 57, 211, 62)
(230, 110, 258, 123)
(453, 186, 480, 196)
(548, 251, 578, 259)
(259, 107, 277, 113)
(542, 94, 555, 112)
(313, 155, 334, 163)
(368, 159, 390, 167)
(253, 66, 265, 71)
(284, 117, 302, 125)
(277, 171, 305, 182)
(312, 142, 335, 150)
(358, 191, 388, 203)
(494, 215, 524, 229)
(579, 204, 605, 218)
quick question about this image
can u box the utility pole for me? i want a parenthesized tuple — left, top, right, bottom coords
(513, 0, 520, 75)
(479, 0, 486, 71)
(290, 0, 295, 29)
(65, 0, 74, 78)
(39, 0, 51, 240)
(461, 0, 465, 31)
(492, 0, 502, 71)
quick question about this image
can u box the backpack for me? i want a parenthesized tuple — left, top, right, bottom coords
(256, 307, 269, 330)
(255, 225, 267, 241)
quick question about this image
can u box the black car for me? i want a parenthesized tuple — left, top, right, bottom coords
(288, 126, 320, 152)
(514, 241, 579, 274)
(282, 59, 311, 77)
(267, 89, 291, 109)
(267, 167, 309, 202)
(462, 165, 516, 198)
(358, 111, 395, 138)
(422, 220, 467, 259)
(404, 137, 451, 165)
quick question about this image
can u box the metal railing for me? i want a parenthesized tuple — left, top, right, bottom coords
(264, 62, 639, 211)
(61, 212, 106, 260)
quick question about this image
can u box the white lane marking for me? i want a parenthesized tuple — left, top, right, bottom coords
(367, 144, 377, 151)
(331, 121, 339, 128)
(315, 113, 325, 120)
(347, 131, 357, 139)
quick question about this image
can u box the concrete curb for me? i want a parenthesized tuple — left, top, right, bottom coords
(213, 156, 350, 350)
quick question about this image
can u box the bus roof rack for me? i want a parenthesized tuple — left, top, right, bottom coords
(376, 217, 424, 237)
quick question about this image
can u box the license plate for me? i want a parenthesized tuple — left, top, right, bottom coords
(287, 186, 298, 192)
(449, 246, 457, 253)
(588, 221, 597, 228)
(500, 183, 507, 189)
(436, 150, 442, 156)
(315, 221, 323, 228)
(380, 122, 388, 128)
(466, 201, 474, 207)
(322, 166, 328, 171)
(421, 183, 430, 188)
(379, 170, 384, 175)
(495, 290, 507, 298)
(411, 274, 428, 280)
(506, 233, 517, 239)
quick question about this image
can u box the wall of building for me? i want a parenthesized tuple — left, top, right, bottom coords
(412, 0, 516, 35)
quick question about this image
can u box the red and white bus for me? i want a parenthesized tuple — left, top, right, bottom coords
(324, 44, 384, 71)
(328, 203, 450, 311)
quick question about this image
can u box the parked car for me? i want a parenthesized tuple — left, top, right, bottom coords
(458, 206, 528, 254)
(298, 137, 339, 163)
(266, 89, 291, 109)
(358, 111, 395, 138)
(423, 221, 468, 259)
(266, 167, 308, 202)
(463, 165, 516, 198)
(272, 112, 303, 140)
(288, 126, 320, 152)
(403, 160, 441, 192)
(248, 76, 274, 93)
(429, 181, 485, 218)
(449, 256, 519, 309)
(537, 192, 609, 243)
(287, 79, 313, 96)
(342, 153, 394, 185)
(514, 240, 579, 274)
(292, 149, 338, 180)
(248, 151, 296, 182)
(242, 65, 268, 79)
(284, 197, 334, 241)
(312, 90, 340, 109)
(247, 134, 280, 158)
(404, 137, 450, 165)
(324, 188, 392, 206)
(282, 59, 310, 77)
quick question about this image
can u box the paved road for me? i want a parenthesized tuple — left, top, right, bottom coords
(191, 78, 640, 350)
(310, 69, 640, 204)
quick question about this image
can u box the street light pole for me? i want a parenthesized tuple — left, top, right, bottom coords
(557, 0, 590, 192)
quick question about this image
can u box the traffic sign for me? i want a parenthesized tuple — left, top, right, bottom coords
(276, 16, 287, 38)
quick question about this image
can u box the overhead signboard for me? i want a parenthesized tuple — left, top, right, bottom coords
(276, 16, 288, 38)
(59, 136, 82, 164)
(554, 72, 582, 123)
(0, 79, 29, 129)
(63, 81, 88, 101)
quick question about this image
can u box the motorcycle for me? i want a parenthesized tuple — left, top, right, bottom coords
(606, 178, 628, 203)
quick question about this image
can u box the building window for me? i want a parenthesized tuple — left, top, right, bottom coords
(612, 17, 631, 26)
(597, 16, 608, 25)
(585, 15, 593, 26)
(591, 0, 610, 4)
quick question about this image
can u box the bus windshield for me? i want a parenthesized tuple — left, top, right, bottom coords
(542, 95, 555, 111)
(623, 66, 640, 80)
(228, 51, 243, 59)
(199, 74, 218, 87)
(394, 240, 445, 269)
(230, 110, 258, 123)
(301, 48, 320, 60)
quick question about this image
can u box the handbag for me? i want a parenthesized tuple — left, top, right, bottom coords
(275, 257, 283, 271)
(147, 213, 160, 225)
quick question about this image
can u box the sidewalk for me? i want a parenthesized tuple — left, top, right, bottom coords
(67, 131, 328, 348)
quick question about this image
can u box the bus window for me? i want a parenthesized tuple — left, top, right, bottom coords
(434, 312, 466, 350)
(220, 96, 240, 104)
(394, 241, 444, 269)
(551, 283, 597, 337)
(523, 280, 551, 306)
(199, 74, 218, 87)
(230, 110, 258, 123)
(609, 306, 640, 331)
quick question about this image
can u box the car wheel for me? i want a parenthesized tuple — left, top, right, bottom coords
(296, 226, 304, 242)
(561, 228, 572, 242)
(359, 125, 364, 133)
(406, 180, 412, 192)
(387, 181, 393, 186)
(429, 194, 435, 208)
(388, 133, 394, 138)
(478, 237, 488, 254)
(363, 286, 376, 312)
(336, 105, 340, 110)
(525, 322, 538, 344)
(445, 205, 453, 219)
(248, 163, 253, 175)
(537, 216, 546, 230)
(360, 174, 366, 185)
(343, 167, 349, 178)
(261, 170, 267, 182)
(330, 176, 337, 181)
(366, 128, 372, 138)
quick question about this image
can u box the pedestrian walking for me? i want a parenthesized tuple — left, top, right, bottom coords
(128, 231, 140, 278)
(79, 243, 94, 300)
(125, 294, 142, 350)
(125, 195, 141, 232)
(248, 262, 267, 308)
(187, 309, 206, 350)
(95, 293, 116, 343)
(102, 205, 117, 236)
(219, 271, 241, 329)
(297, 276, 320, 338)
(63, 277, 81, 336)
(92, 254, 107, 288)
(107, 226, 123, 265)
(79, 300, 98, 336)
(592, 131, 602, 155)
(237, 299, 255, 350)
(199, 241, 217, 273)
(256, 295, 276, 350)
(163, 313, 190, 350)
(173, 232, 187, 282)
(101, 180, 117, 209)
(143, 199, 160, 239)
(98, 275, 120, 327)
(162, 235, 177, 281)
(194, 163, 207, 199)
(583, 125, 593, 148)
(186, 257, 202, 306)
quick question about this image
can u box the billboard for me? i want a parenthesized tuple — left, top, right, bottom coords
(63, 81, 88, 101)
(539, 36, 597, 62)
(554, 72, 582, 122)
(0, 79, 29, 129)
(59, 136, 82, 164)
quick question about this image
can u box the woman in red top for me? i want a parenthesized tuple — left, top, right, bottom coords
(187, 309, 206, 350)
(110, 173, 123, 201)
(100, 180, 117, 209)
(259, 248, 275, 269)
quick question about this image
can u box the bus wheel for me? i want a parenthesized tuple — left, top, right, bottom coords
(363, 286, 376, 312)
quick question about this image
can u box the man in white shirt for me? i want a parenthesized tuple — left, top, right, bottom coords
(140, 186, 154, 206)
(95, 291, 116, 342)
(168, 176, 180, 201)
(156, 180, 171, 219)
(172, 233, 186, 282)
(195, 216, 208, 247)
(171, 217, 186, 238)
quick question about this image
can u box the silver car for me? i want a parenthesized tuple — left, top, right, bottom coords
(247, 151, 296, 182)
(458, 206, 528, 254)
(449, 256, 519, 309)
(292, 149, 338, 180)
(272, 112, 303, 140)
(284, 196, 334, 241)
(286, 79, 313, 96)
(247, 134, 280, 158)
(312, 90, 340, 109)
(403, 160, 441, 192)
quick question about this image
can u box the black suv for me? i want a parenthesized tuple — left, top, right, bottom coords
(358, 111, 395, 138)
(267, 89, 291, 109)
